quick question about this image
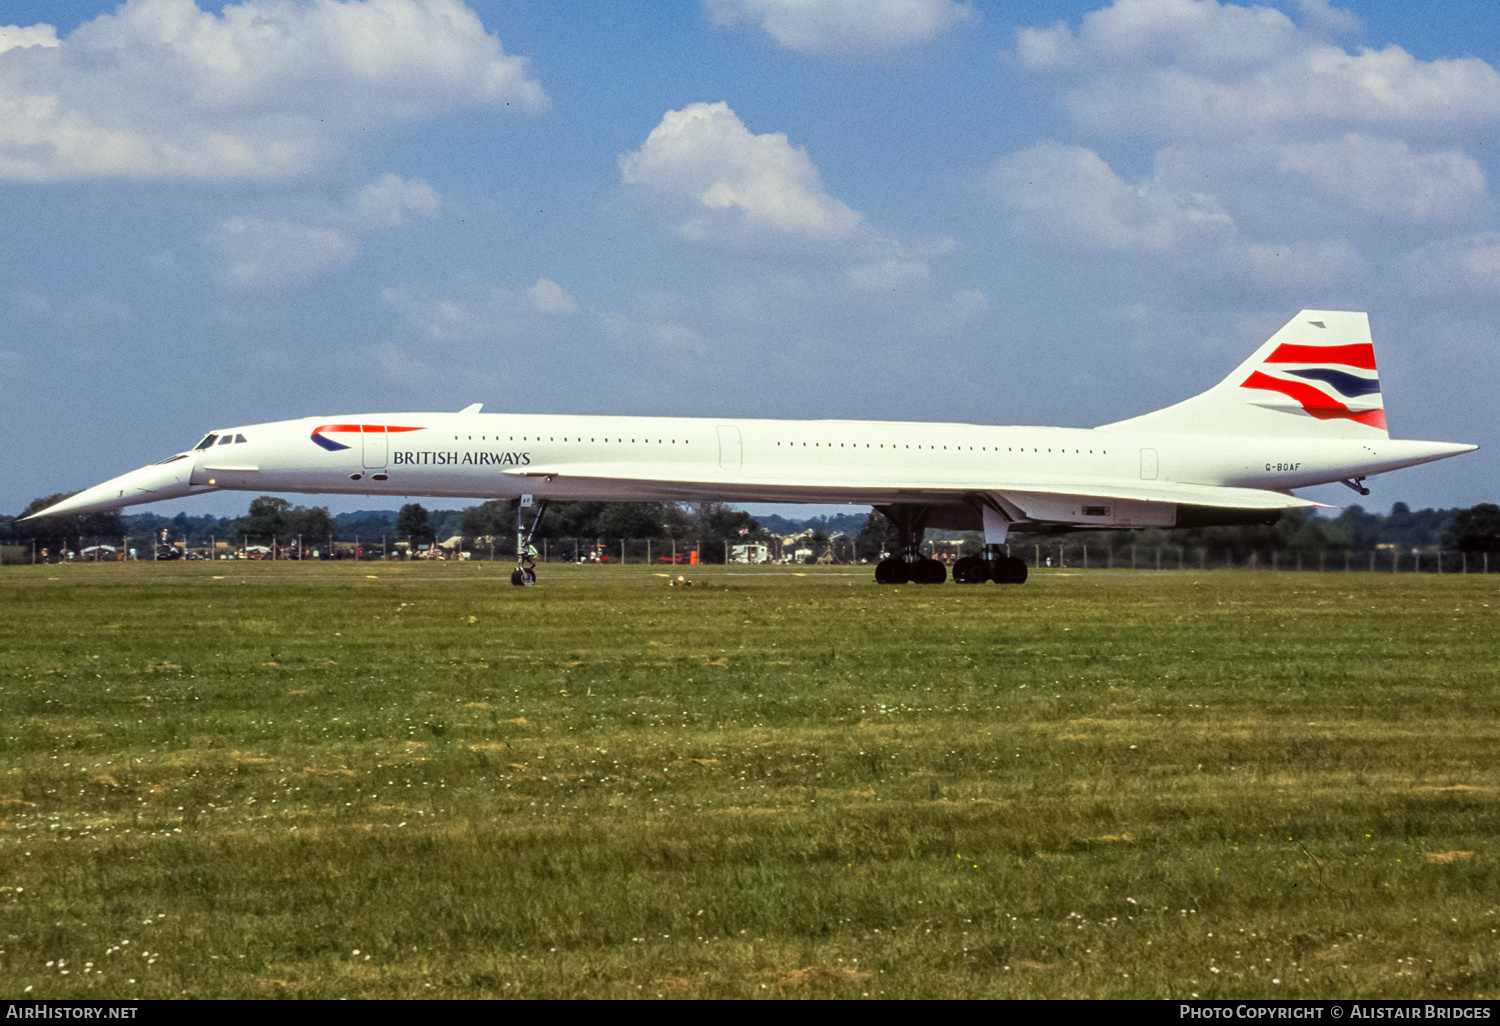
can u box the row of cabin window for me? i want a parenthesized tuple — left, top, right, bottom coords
(445, 434, 1108, 455)
(773, 442, 1108, 454)
(452, 436, 688, 444)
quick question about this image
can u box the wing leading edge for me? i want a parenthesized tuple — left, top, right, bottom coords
(504, 461, 1323, 531)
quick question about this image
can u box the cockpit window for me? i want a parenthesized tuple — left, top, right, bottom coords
(218, 435, 233, 445)
(194, 434, 218, 450)
(235, 434, 248, 444)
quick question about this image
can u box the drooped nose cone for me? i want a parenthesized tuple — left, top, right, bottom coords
(22, 454, 211, 519)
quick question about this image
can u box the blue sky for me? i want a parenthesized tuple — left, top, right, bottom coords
(3, 0, 1498, 519)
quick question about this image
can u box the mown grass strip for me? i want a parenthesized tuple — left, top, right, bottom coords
(0, 563, 1496, 997)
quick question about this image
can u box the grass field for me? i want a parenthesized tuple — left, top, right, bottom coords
(1, 561, 1497, 999)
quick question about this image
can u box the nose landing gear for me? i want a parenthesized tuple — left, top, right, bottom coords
(511, 495, 548, 587)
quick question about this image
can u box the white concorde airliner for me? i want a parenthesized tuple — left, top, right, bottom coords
(27, 311, 1477, 585)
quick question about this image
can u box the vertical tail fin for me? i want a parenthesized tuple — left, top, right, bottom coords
(1099, 310, 1388, 438)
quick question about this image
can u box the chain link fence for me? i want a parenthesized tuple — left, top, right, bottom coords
(4, 537, 1494, 573)
(989, 542, 1494, 574)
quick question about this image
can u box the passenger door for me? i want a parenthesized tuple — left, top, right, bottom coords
(717, 425, 742, 471)
(363, 425, 388, 469)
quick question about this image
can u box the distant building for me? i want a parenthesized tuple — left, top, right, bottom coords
(730, 542, 768, 564)
(437, 535, 473, 557)
(776, 527, 850, 564)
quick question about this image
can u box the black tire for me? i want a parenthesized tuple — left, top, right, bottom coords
(511, 567, 536, 586)
(953, 555, 987, 584)
(875, 558, 908, 584)
(916, 558, 947, 584)
(990, 557, 1023, 584)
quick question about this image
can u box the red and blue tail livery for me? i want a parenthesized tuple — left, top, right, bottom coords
(1097, 310, 1395, 440)
(1239, 333, 1385, 429)
(310, 423, 425, 451)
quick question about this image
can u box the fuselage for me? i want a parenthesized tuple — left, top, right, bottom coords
(43, 409, 1471, 530)
(212, 413, 1463, 498)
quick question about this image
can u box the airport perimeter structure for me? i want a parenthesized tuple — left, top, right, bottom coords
(1, 562, 1495, 998)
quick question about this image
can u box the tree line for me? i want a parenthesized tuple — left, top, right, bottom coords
(3, 493, 1498, 560)
(453, 500, 760, 562)
(0, 494, 764, 563)
(856, 502, 1500, 559)
(1108, 502, 1500, 557)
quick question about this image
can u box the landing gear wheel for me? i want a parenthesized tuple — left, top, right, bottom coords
(870, 506, 952, 585)
(991, 557, 1027, 584)
(915, 558, 947, 584)
(952, 555, 988, 584)
(510, 498, 548, 590)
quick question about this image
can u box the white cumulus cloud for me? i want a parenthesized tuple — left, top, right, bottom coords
(992, 141, 1232, 253)
(705, 0, 972, 53)
(527, 278, 577, 314)
(370, 340, 434, 381)
(208, 219, 358, 287)
(991, 141, 1361, 284)
(1274, 135, 1484, 223)
(1015, 0, 1500, 138)
(384, 277, 578, 343)
(351, 173, 442, 228)
(208, 173, 439, 285)
(600, 294, 715, 358)
(613, 103, 986, 366)
(0, 24, 59, 54)
(0, 0, 543, 181)
(1406, 234, 1500, 292)
(620, 101, 862, 239)
(1235, 238, 1362, 285)
(999, 0, 1500, 291)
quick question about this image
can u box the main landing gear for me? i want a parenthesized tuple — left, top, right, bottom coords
(959, 498, 1027, 585)
(952, 552, 1027, 585)
(873, 503, 948, 585)
(871, 501, 1028, 585)
(511, 495, 549, 587)
(875, 556, 947, 584)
